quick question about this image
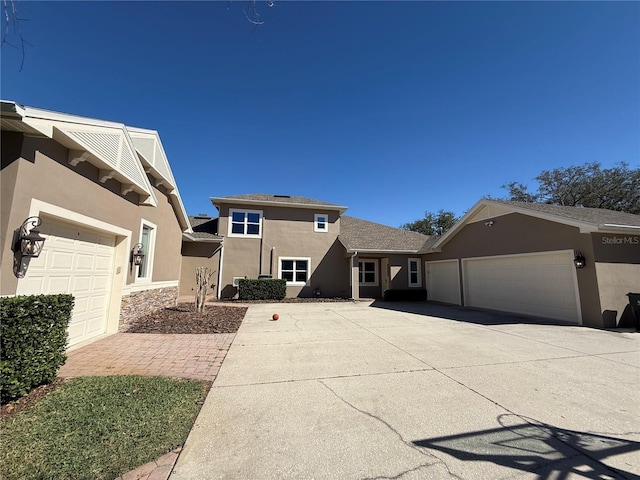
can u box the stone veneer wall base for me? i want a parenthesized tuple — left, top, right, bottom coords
(119, 287, 179, 330)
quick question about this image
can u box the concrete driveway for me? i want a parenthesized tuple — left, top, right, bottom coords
(171, 301, 640, 480)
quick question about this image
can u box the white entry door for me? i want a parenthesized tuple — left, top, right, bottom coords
(17, 219, 116, 347)
(462, 251, 581, 323)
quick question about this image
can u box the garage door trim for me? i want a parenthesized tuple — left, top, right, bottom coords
(24, 199, 133, 349)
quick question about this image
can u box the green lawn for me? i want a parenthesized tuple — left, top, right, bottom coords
(0, 376, 208, 480)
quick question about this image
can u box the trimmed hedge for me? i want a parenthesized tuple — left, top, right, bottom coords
(383, 289, 427, 302)
(238, 279, 287, 301)
(1, 294, 74, 403)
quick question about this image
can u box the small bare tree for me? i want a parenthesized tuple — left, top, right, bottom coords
(195, 266, 216, 313)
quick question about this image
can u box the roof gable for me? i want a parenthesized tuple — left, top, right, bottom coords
(429, 199, 640, 252)
(1, 100, 192, 232)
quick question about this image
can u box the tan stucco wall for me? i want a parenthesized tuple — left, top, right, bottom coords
(423, 213, 602, 326)
(180, 242, 221, 299)
(594, 263, 640, 327)
(1, 134, 183, 296)
(591, 233, 640, 327)
(217, 204, 349, 298)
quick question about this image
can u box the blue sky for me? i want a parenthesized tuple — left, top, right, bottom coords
(2, 1, 638, 227)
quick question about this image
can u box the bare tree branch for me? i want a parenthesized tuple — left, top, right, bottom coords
(2, 0, 29, 71)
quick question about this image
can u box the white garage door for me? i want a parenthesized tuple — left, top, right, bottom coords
(426, 260, 461, 305)
(17, 219, 116, 347)
(462, 251, 581, 323)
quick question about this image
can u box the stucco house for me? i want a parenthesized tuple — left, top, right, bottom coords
(421, 199, 640, 328)
(1, 101, 191, 349)
(179, 194, 432, 301)
(181, 195, 639, 329)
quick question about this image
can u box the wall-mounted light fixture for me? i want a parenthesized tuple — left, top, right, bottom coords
(574, 251, 586, 269)
(13, 217, 46, 258)
(130, 243, 145, 268)
(484, 220, 494, 227)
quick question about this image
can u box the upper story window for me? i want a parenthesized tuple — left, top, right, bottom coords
(314, 213, 329, 232)
(358, 260, 378, 286)
(229, 209, 262, 237)
(408, 258, 422, 287)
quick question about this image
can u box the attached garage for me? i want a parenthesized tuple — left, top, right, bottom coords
(462, 251, 581, 324)
(425, 259, 461, 305)
(16, 219, 116, 347)
(422, 199, 640, 328)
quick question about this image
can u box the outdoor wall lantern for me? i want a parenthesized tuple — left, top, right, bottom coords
(13, 216, 46, 258)
(130, 243, 145, 267)
(573, 251, 586, 269)
(484, 220, 495, 227)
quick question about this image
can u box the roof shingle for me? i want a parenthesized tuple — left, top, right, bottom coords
(491, 200, 640, 227)
(339, 215, 432, 252)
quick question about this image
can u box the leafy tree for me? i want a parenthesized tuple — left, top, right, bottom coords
(502, 162, 640, 214)
(400, 210, 458, 236)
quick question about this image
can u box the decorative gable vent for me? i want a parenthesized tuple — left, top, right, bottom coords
(52, 124, 156, 206)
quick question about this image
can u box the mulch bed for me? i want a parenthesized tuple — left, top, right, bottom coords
(1, 378, 71, 420)
(124, 304, 248, 334)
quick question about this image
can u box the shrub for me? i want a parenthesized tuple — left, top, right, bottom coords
(238, 279, 287, 301)
(383, 289, 427, 301)
(1, 294, 74, 403)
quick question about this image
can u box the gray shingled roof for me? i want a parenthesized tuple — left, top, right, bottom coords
(491, 200, 640, 227)
(212, 194, 345, 208)
(186, 216, 222, 241)
(339, 215, 432, 252)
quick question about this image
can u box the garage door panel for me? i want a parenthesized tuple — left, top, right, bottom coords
(463, 252, 580, 323)
(91, 275, 111, 290)
(47, 276, 72, 294)
(75, 253, 95, 270)
(50, 251, 74, 270)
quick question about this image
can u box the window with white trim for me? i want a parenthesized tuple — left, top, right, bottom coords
(136, 220, 156, 281)
(314, 213, 329, 232)
(228, 209, 262, 237)
(408, 258, 422, 287)
(279, 257, 310, 286)
(358, 260, 378, 286)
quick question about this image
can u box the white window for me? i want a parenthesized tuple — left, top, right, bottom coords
(228, 209, 262, 237)
(408, 258, 422, 287)
(358, 260, 378, 286)
(314, 213, 329, 232)
(279, 257, 310, 286)
(136, 220, 156, 281)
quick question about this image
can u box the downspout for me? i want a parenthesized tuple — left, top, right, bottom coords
(216, 241, 224, 300)
(350, 251, 358, 300)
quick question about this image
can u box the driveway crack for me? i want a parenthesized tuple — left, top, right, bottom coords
(318, 380, 463, 480)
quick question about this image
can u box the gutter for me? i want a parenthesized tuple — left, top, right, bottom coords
(217, 241, 225, 300)
(350, 251, 358, 300)
(598, 224, 640, 232)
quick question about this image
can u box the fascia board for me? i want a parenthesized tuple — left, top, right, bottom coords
(210, 197, 348, 214)
(22, 105, 124, 129)
(182, 233, 223, 242)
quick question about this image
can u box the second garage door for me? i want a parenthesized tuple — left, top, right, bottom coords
(16, 218, 116, 347)
(462, 251, 581, 323)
